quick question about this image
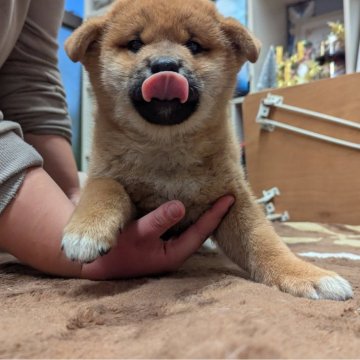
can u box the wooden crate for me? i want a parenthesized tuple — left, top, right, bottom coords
(242, 73, 360, 224)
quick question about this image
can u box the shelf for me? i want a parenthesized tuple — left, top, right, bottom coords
(248, 0, 359, 92)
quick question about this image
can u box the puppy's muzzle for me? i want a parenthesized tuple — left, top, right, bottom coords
(129, 56, 200, 126)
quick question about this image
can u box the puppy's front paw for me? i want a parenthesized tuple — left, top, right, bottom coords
(60, 177, 134, 263)
(277, 272, 353, 301)
(61, 219, 120, 263)
(261, 259, 353, 301)
(312, 275, 353, 300)
(61, 232, 114, 263)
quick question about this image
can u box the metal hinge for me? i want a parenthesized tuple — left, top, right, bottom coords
(256, 187, 289, 222)
(257, 94, 360, 151)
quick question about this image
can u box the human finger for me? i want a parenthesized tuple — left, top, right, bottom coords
(131, 200, 185, 239)
(162, 195, 235, 268)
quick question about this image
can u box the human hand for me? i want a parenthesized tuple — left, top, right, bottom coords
(67, 188, 81, 206)
(81, 195, 235, 280)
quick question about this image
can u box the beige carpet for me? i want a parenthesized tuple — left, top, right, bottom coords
(0, 222, 359, 359)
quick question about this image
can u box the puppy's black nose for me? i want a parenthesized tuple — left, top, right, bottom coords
(150, 57, 180, 73)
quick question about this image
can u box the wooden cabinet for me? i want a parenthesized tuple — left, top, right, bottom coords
(242, 73, 360, 224)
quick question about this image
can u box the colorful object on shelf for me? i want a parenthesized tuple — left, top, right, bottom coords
(257, 46, 277, 91)
(276, 41, 321, 88)
(328, 21, 345, 45)
(318, 22, 346, 78)
(272, 22, 346, 88)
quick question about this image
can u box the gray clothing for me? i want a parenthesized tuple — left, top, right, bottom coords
(0, 119, 43, 213)
(0, 0, 71, 213)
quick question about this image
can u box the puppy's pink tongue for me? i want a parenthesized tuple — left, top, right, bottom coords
(142, 71, 189, 103)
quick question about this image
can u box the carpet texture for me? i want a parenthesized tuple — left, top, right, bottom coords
(0, 222, 359, 358)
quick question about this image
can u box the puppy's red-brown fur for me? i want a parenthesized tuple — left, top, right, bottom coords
(62, 0, 352, 300)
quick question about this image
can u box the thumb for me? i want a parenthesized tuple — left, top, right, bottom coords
(134, 200, 185, 239)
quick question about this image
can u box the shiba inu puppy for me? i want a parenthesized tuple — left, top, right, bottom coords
(62, 0, 352, 300)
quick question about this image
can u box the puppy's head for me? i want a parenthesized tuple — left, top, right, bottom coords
(66, 0, 260, 134)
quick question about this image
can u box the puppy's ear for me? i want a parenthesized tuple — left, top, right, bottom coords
(65, 16, 106, 63)
(221, 18, 261, 63)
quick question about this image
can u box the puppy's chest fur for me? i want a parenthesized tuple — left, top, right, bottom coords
(94, 138, 229, 234)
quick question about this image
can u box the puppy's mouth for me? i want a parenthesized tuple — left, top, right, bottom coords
(130, 71, 200, 126)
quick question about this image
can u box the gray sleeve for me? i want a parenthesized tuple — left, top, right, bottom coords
(0, 0, 72, 143)
(0, 120, 43, 214)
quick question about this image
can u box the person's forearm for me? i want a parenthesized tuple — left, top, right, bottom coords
(0, 167, 234, 280)
(24, 134, 80, 200)
(0, 167, 82, 277)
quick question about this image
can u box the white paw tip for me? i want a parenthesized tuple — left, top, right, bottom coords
(61, 233, 111, 263)
(316, 275, 353, 301)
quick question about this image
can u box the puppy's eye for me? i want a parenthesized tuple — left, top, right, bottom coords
(127, 39, 144, 53)
(185, 40, 204, 55)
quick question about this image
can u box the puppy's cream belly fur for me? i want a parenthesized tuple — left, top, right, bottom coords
(122, 174, 215, 232)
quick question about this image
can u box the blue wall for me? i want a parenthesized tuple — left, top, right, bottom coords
(216, 0, 247, 23)
(58, 0, 84, 166)
(216, 0, 250, 95)
(64, 0, 84, 17)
